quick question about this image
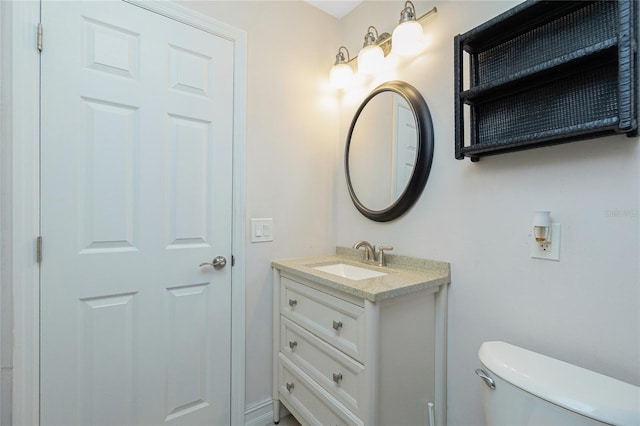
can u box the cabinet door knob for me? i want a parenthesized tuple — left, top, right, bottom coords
(288, 299, 297, 307)
(286, 382, 294, 392)
(288, 340, 297, 351)
(332, 320, 343, 331)
(332, 372, 343, 384)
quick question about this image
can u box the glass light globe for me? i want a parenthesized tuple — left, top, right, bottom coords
(329, 63, 353, 89)
(358, 44, 384, 74)
(392, 20, 423, 56)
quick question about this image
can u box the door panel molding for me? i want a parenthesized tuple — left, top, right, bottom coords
(2, 1, 246, 424)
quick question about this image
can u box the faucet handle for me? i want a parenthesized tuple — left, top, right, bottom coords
(377, 246, 393, 266)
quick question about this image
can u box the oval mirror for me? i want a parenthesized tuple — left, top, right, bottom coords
(345, 81, 434, 222)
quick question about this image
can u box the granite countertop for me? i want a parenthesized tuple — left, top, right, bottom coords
(272, 247, 451, 302)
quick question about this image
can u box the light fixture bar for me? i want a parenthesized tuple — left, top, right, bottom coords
(416, 6, 438, 24)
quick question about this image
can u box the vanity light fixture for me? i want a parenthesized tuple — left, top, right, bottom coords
(328, 2, 437, 89)
(329, 46, 354, 89)
(392, 1, 424, 56)
(358, 26, 390, 74)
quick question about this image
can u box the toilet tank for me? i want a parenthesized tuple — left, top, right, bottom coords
(477, 341, 640, 426)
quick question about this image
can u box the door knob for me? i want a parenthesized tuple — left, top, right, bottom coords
(199, 256, 227, 270)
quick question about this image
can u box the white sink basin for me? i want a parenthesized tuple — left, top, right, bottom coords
(311, 263, 387, 280)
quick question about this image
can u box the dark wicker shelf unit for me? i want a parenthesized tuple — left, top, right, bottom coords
(454, 0, 638, 162)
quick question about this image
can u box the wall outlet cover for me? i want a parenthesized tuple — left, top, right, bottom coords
(531, 223, 560, 261)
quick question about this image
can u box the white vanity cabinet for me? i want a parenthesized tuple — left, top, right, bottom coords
(272, 253, 450, 426)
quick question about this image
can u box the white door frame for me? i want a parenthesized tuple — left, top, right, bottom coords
(0, 1, 247, 424)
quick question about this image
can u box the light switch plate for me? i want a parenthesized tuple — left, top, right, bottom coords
(251, 218, 273, 243)
(531, 223, 560, 261)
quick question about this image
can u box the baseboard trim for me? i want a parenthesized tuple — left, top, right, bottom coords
(245, 397, 289, 426)
(245, 398, 273, 426)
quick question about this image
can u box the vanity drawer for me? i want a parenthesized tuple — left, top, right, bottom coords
(281, 317, 365, 416)
(278, 354, 363, 426)
(281, 277, 365, 362)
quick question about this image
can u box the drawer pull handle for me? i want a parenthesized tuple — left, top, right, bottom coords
(332, 373, 343, 384)
(288, 340, 297, 351)
(332, 320, 343, 331)
(288, 299, 297, 307)
(286, 382, 294, 392)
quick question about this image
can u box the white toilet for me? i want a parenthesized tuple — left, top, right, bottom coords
(476, 341, 640, 425)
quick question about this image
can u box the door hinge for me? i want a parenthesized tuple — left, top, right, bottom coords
(37, 23, 43, 52)
(231, 255, 235, 267)
(36, 236, 42, 264)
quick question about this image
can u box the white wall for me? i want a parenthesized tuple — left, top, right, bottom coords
(335, 1, 640, 425)
(178, 1, 340, 408)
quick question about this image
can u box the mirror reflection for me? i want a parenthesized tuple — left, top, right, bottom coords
(345, 80, 433, 222)
(348, 93, 417, 211)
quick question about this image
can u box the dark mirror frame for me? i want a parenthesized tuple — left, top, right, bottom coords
(345, 81, 434, 222)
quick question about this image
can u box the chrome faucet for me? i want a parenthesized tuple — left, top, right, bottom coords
(353, 241, 376, 263)
(353, 241, 394, 266)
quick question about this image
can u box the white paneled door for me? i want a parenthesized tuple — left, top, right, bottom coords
(40, 2, 234, 425)
(393, 97, 417, 200)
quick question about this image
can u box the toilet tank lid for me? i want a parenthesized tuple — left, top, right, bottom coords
(479, 341, 640, 426)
